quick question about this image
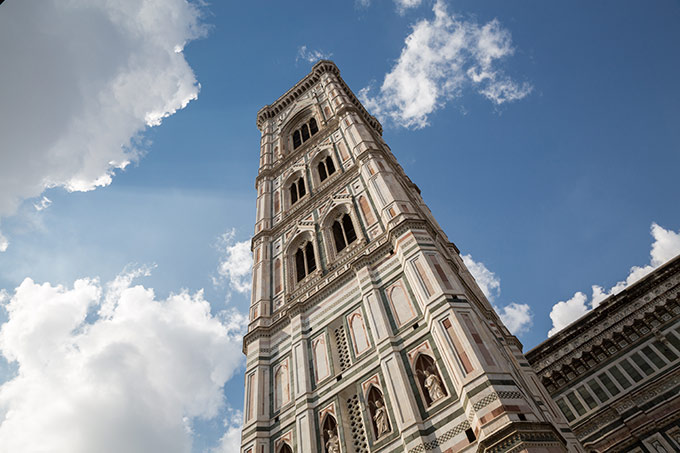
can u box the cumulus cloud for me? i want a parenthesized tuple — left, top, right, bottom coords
(215, 230, 253, 297)
(548, 223, 680, 336)
(297, 45, 333, 64)
(360, 0, 531, 129)
(462, 253, 501, 301)
(0, 269, 246, 453)
(462, 253, 533, 336)
(0, 0, 206, 250)
(495, 302, 533, 335)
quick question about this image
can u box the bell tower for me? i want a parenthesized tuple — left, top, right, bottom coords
(240, 60, 582, 453)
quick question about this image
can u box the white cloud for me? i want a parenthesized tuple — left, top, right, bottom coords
(495, 302, 533, 335)
(462, 253, 500, 301)
(462, 253, 533, 336)
(359, 0, 531, 129)
(548, 223, 680, 336)
(33, 196, 52, 212)
(215, 230, 253, 297)
(297, 45, 333, 64)
(0, 269, 246, 453)
(0, 0, 206, 250)
(0, 234, 7, 253)
(210, 407, 243, 453)
(395, 0, 423, 14)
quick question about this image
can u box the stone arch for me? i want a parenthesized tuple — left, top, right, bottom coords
(278, 442, 293, 453)
(320, 203, 362, 262)
(284, 230, 319, 287)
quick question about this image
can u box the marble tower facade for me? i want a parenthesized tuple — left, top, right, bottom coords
(239, 60, 582, 453)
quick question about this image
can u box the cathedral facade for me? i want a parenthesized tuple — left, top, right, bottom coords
(527, 255, 680, 452)
(240, 60, 582, 453)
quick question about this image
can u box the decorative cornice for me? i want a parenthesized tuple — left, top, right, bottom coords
(256, 60, 382, 135)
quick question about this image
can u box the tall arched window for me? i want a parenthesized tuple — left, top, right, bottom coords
(332, 214, 357, 253)
(292, 117, 319, 150)
(295, 242, 316, 282)
(289, 176, 306, 205)
(317, 156, 336, 182)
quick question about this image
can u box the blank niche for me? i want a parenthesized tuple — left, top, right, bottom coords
(348, 312, 370, 356)
(387, 283, 416, 327)
(274, 361, 291, 410)
(313, 335, 330, 382)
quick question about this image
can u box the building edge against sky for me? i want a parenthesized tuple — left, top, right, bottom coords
(239, 60, 583, 453)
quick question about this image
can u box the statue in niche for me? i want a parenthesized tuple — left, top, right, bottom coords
(367, 386, 390, 439)
(423, 369, 446, 402)
(415, 354, 448, 406)
(372, 400, 389, 438)
(325, 429, 340, 453)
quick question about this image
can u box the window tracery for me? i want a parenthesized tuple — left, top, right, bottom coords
(318, 155, 336, 182)
(292, 117, 319, 150)
(294, 241, 316, 282)
(331, 213, 356, 253)
(289, 176, 306, 205)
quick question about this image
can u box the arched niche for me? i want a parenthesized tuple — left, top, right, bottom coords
(414, 354, 448, 407)
(366, 386, 390, 439)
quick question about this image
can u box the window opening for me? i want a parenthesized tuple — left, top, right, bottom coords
(292, 117, 319, 150)
(318, 156, 336, 183)
(289, 177, 306, 206)
(295, 241, 316, 282)
(332, 213, 357, 253)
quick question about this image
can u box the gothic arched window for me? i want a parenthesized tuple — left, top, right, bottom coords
(278, 444, 293, 453)
(332, 214, 357, 253)
(289, 176, 306, 205)
(295, 242, 316, 282)
(292, 117, 319, 150)
(317, 156, 336, 183)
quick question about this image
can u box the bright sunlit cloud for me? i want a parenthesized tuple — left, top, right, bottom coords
(0, 0, 207, 250)
(0, 268, 246, 453)
(214, 230, 253, 299)
(360, 0, 531, 129)
(297, 45, 333, 64)
(462, 253, 533, 335)
(548, 222, 680, 336)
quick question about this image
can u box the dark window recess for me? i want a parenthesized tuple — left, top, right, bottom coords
(465, 428, 476, 442)
(318, 156, 336, 183)
(292, 117, 320, 149)
(295, 248, 306, 282)
(653, 340, 678, 362)
(305, 242, 316, 273)
(289, 177, 306, 206)
(587, 379, 609, 403)
(566, 392, 586, 416)
(619, 359, 643, 382)
(318, 161, 328, 182)
(332, 221, 346, 252)
(609, 366, 632, 389)
(518, 413, 527, 421)
(631, 352, 655, 375)
(576, 386, 598, 409)
(556, 399, 575, 422)
(332, 214, 357, 253)
(598, 373, 620, 396)
(295, 242, 316, 282)
(642, 345, 666, 369)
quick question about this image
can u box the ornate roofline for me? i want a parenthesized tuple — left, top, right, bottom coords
(527, 253, 680, 367)
(256, 60, 383, 135)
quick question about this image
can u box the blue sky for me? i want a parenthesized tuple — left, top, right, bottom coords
(1, 1, 679, 452)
